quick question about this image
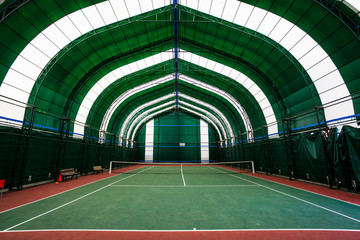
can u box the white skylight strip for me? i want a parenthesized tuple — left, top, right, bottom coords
(83, 5, 105, 29)
(139, 0, 154, 13)
(179, 106, 223, 143)
(198, 0, 211, 14)
(180, 74, 253, 140)
(200, 119, 209, 162)
(119, 94, 175, 142)
(153, 0, 167, 9)
(4, 70, 35, 95)
(182, 0, 355, 127)
(179, 100, 227, 140)
(31, 33, 60, 58)
(96, 1, 118, 25)
(130, 106, 175, 142)
(346, 0, 360, 12)
(209, 0, 226, 18)
(11, 55, 42, 81)
(179, 50, 277, 135)
(144, 119, 154, 161)
(100, 75, 174, 140)
(221, 0, 239, 22)
(54, 16, 82, 41)
(109, 0, 130, 21)
(125, 0, 142, 16)
(42, 24, 71, 50)
(233, 2, 253, 26)
(0, 0, 168, 124)
(179, 93, 234, 138)
(68, 10, 93, 34)
(73, 52, 172, 137)
(245, 7, 267, 30)
(126, 101, 175, 141)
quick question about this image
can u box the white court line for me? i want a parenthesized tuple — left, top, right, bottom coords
(0, 170, 126, 215)
(181, 164, 186, 187)
(218, 166, 360, 207)
(209, 167, 360, 224)
(3, 167, 154, 232)
(2, 228, 360, 233)
(109, 185, 261, 188)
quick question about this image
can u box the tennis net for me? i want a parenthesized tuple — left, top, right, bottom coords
(109, 161, 255, 175)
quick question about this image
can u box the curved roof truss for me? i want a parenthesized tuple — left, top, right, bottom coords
(0, 0, 359, 146)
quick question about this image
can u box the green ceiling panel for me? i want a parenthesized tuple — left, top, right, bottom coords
(0, 0, 359, 143)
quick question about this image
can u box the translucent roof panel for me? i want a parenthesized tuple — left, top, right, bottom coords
(0, 0, 359, 143)
(346, 0, 360, 11)
(179, 49, 277, 136)
(180, 74, 253, 140)
(0, 0, 169, 123)
(180, 0, 356, 127)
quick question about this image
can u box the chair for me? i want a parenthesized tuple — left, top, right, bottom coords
(0, 180, 5, 198)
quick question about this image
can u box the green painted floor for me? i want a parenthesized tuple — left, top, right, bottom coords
(1, 166, 360, 231)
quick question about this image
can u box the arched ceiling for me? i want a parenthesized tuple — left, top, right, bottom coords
(0, 0, 359, 145)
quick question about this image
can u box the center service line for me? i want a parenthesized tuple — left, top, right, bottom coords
(181, 164, 186, 187)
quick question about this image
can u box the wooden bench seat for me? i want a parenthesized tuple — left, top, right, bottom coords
(93, 166, 104, 174)
(60, 168, 79, 181)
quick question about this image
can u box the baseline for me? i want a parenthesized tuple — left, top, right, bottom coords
(3, 167, 153, 231)
(210, 167, 360, 224)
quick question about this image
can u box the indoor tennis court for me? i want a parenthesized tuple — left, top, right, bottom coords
(1, 163, 359, 239)
(2, 0, 360, 239)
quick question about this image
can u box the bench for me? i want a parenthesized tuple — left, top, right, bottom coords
(93, 166, 104, 174)
(60, 168, 79, 181)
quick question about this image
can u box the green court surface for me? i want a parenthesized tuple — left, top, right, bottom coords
(1, 166, 360, 231)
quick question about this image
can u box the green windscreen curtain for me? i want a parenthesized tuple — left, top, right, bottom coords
(222, 126, 360, 192)
(336, 126, 360, 191)
(0, 125, 359, 191)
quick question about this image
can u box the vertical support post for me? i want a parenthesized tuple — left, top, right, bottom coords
(11, 106, 36, 190)
(81, 125, 91, 175)
(282, 118, 296, 180)
(173, 0, 179, 110)
(315, 106, 334, 188)
(56, 117, 70, 180)
(109, 161, 112, 174)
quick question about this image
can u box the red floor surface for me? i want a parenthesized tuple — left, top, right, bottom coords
(1, 230, 360, 240)
(1, 167, 359, 240)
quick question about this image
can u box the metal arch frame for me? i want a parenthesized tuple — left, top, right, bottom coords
(179, 5, 318, 106)
(86, 61, 174, 129)
(177, 58, 273, 134)
(100, 74, 251, 143)
(118, 94, 176, 144)
(128, 105, 224, 148)
(17, 2, 303, 127)
(99, 75, 174, 137)
(62, 38, 174, 117)
(2, 0, 356, 137)
(0, 0, 30, 22)
(128, 106, 176, 148)
(125, 101, 227, 145)
(180, 74, 254, 141)
(6, 3, 303, 138)
(178, 39, 288, 120)
(312, 0, 360, 41)
(178, 101, 230, 142)
(83, 52, 275, 142)
(123, 101, 176, 145)
(29, 5, 174, 106)
(178, 106, 225, 147)
(178, 93, 234, 138)
(118, 93, 235, 145)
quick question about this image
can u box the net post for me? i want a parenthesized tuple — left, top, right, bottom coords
(109, 161, 112, 174)
(251, 161, 255, 174)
